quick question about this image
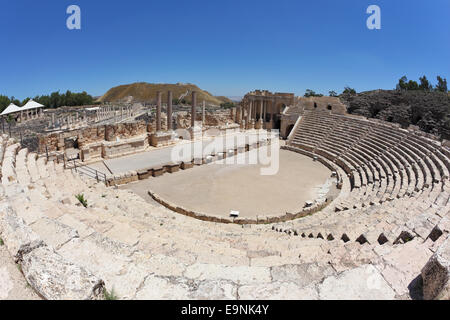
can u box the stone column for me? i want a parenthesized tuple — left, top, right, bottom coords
(248, 100, 254, 129)
(244, 104, 249, 126)
(258, 99, 264, 129)
(202, 100, 206, 125)
(240, 105, 243, 122)
(240, 105, 246, 129)
(156, 91, 162, 132)
(167, 91, 173, 131)
(269, 99, 276, 129)
(263, 101, 267, 126)
(191, 91, 197, 127)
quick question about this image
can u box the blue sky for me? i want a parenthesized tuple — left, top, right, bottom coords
(1, 0, 449, 99)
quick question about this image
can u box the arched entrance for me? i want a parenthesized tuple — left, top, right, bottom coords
(273, 114, 281, 130)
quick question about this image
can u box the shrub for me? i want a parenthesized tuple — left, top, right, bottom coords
(103, 288, 118, 300)
(75, 194, 88, 208)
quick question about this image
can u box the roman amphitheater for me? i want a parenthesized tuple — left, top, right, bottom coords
(0, 90, 449, 300)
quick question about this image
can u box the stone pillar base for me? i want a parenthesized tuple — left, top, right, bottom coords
(189, 126, 203, 140)
(150, 132, 174, 147)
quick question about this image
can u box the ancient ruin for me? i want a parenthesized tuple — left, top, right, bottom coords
(0, 89, 449, 300)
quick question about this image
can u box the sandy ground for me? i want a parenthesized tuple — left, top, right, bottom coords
(123, 149, 337, 218)
(0, 244, 40, 300)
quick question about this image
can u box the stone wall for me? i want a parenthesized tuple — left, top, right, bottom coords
(298, 96, 347, 114)
(149, 189, 332, 225)
(38, 121, 150, 154)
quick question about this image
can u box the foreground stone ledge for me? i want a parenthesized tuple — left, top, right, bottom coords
(0, 203, 45, 262)
(21, 245, 105, 300)
(318, 265, 396, 300)
(0, 203, 105, 300)
(422, 236, 450, 300)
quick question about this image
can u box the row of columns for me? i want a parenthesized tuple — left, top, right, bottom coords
(235, 98, 278, 129)
(19, 108, 43, 123)
(46, 105, 136, 130)
(154, 90, 206, 133)
(96, 105, 134, 122)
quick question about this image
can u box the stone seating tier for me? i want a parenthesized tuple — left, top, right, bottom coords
(0, 108, 449, 300)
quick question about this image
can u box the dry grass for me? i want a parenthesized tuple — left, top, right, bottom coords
(98, 82, 232, 105)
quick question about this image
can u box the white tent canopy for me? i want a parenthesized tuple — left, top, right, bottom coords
(22, 99, 44, 111)
(1, 103, 22, 116)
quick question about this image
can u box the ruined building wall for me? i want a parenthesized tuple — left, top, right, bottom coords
(38, 121, 150, 154)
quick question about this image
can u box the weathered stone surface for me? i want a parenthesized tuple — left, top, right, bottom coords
(104, 222, 140, 246)
(0, 203, 44, 262)
(0, 245, 40, 300)
(238, 282, 319, 300)
(57, 237, 143, 299)
(376, 239, 433, 296)
(21, 245, 104, 300)
(57, 214, 95, 238)
(270, 263, 334, 287)
(318, 265, 396, 300)
(30, 217, 79, 250)
(133, 252, 187, 277)
(135, 275, 237, 300)
(422, 237, 450, 300)
(184, 263, 271, 285)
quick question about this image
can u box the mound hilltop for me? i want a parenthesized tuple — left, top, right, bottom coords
(98, 82, 233, 106)
(341, 89, 450, 139)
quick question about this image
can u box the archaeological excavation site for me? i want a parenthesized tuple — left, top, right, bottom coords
(2, 1, 449, 306)
(0, 88, 449, 301)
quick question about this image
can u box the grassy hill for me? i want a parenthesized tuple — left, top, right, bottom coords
(98, 82, 233, 105)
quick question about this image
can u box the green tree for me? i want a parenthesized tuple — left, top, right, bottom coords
(329, 90, 338, 97)
(406, 80, 419, 90)
(220, 102, 235, 109)
(304, 89, 323, 97)
(342, 87, 356, 95)
(0, 95, 11, 111)
(397, 76, 408, 90)
(419, 76, 432, 91)
(436, 76, 448, 92)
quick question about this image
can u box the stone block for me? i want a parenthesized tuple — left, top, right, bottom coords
(422, 237, 450, 300)
(21, 245, 105, 300)
(181, 161, 194, 170)
(152, 166, 165, 177)
(0, 203, 45, 262)
(164, 163, 180, 173)
(137, 168, 152, 180)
